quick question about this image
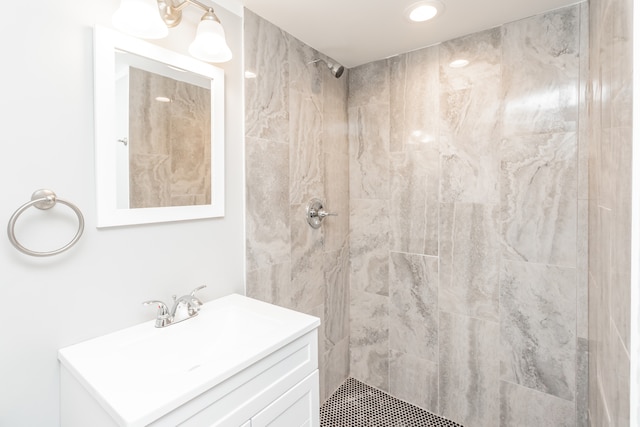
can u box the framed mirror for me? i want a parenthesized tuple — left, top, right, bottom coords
(94, 26, 225, 227)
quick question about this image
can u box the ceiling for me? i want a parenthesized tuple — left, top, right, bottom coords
(241, 0, 581, 68)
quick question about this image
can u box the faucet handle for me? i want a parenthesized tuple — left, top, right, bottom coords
(142, 300, 170, 316)
(143, 300, 172, 328)
(190, 285, 207, 296)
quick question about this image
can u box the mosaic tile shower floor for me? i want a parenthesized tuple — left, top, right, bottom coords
(320, 378, 463, 427)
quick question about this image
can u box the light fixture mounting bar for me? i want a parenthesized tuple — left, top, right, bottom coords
(157, 0, 218, 28)
(182, 0, 213, 12)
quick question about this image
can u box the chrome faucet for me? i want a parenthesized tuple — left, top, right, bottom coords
(143, 285, 206, 328)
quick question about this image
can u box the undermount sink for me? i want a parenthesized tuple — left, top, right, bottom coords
(58, 294, 320, 426)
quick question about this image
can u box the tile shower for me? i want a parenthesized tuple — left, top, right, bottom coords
(245, 3, 597, 427)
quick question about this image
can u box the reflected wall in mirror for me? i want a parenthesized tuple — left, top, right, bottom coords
(95, 26, 225, 227)
(117, 53, 212, 209)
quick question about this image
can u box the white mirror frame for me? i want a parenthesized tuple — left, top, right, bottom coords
(94, 26, 225, 227)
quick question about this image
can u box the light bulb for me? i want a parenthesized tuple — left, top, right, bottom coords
(112, 0, 168, 39)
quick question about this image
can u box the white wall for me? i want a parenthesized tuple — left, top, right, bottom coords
(0, 1, 244, 425)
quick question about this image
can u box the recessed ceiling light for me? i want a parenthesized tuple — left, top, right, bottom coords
(155, 96, 171, 103)
(244, 70, 257, 79)
(405, 1, 444, 23)
(449, 59, 470, 68)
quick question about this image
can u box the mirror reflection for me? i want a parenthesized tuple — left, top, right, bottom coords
(94, 26, 225, 228)
(115, 51, 212, 209)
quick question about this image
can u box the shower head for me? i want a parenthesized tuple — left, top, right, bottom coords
(309, 58, 345, 78)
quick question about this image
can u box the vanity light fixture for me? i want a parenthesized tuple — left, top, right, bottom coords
(112, 0, 168, 39)
(188, 9, 232, 62)
(112, 0, 232, 63)
(405, 1, 444, 23)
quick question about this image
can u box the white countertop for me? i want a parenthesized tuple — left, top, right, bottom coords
(58, 294, 320, 426)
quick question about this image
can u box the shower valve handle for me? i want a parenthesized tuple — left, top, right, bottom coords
(306, 198, 337, 229)
(317, 209, 337, 218)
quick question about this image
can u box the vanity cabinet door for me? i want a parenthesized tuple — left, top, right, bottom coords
(251, 371, 319, 427)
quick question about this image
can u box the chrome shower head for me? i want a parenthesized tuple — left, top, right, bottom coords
(309, 58, 345, 78)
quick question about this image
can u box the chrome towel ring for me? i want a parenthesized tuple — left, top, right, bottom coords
(7, 189, 84, 257)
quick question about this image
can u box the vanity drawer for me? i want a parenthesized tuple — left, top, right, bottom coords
(152, 329, 318, 427)
(251, 371, 319, 427)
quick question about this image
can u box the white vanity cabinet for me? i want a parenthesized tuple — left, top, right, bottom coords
(155, 332, 319, 427)
(59, 294, 321, 427)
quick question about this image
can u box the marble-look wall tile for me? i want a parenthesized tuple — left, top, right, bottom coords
(128, 69, 169, 157)
(289, 90, 324, 204)
(389, 47, 439, 153)
(500, 381, 576, 427)
(246, 262, 292, 306)
(439, 311, 500, 427)
(500, 132, 577, 267)
(587, 272, 599, 424)
(350, 199, 389, 296)
(599, 128, 614, 210)
(323, 67, 350, 254)
(245, 137, 290, 271)
(349, 103, 390, 200)
(577, 198, 589, 339)
(345, 5, 585, 422)
(502, 6, 580, 136)
(129, 68, 211, 208)
(576, 338, 589, 427)
(577, 1, 589, 201)
(389, 252, 438, 362)
(310, 303, 327, 397)
(594, 206, 611, 387)
(439, 28, 502, 204)
(245, 11, 350, 404)
(244, 10, 290, 143)
(350, 290, 389, 391)
(348, 60, 390, 108)
(323, 70, 349, 159)
(388, 56, 406, 154)
(601, 322, 630, 427)
(439, 203, 500, 322)
(500, 260, 576, 401)
(598, 1, 613, 133)
(324, 246, 349, 347)
(290, 203, 325, 313)
(324, 149, 349, 253)
(440, 28, 502, 92)
(609, 0, 632, 129)
(129, 154, 170, 208)
(588, 82, 602, 207)
(288, 34, 323, 100)
(389, 150, 439, 255)
(390, 350, 438, 412)
(594, 384, 613, 427)
(610, 127, 632, 351)
(322, 336, 350, 401)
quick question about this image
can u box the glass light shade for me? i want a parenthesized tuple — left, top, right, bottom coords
(112, 0, 168, 39)
(188, 19, 232, 63)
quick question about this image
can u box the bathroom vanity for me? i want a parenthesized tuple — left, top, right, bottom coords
(58, 294, 320, 426)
